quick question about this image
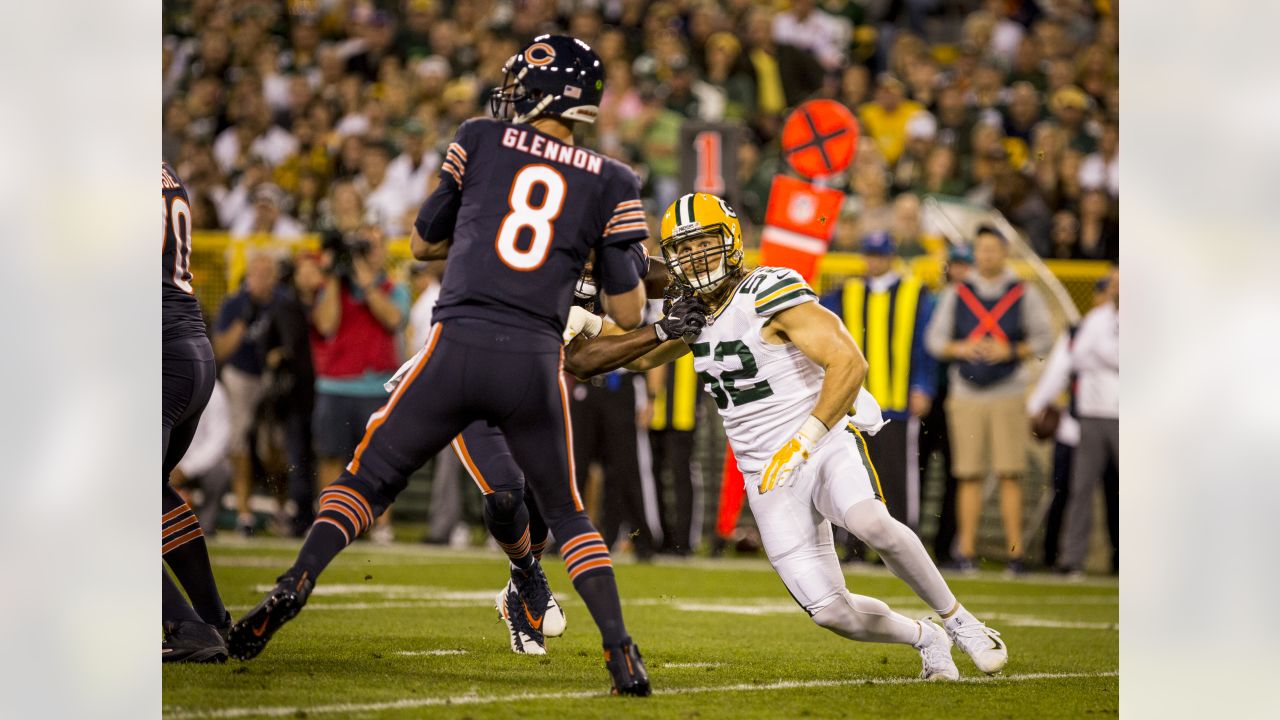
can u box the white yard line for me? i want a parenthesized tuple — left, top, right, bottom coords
(164, 670, 1119, 719)
(663, 662, 723, 668)
(393, 650, 468, 656)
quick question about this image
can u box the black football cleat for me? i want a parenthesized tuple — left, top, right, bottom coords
(163, 620, 228, 664)
(227, 572, 313, 661)
(604, 640, 651, 696)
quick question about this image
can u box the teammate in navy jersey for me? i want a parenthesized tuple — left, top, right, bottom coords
(162, 161, 231, 662)
(230, 35, 662, 696)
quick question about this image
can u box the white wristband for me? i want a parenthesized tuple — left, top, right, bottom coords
(798, 415, 830, 444)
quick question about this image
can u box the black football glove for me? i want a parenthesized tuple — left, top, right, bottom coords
(654, 295, 710, 343)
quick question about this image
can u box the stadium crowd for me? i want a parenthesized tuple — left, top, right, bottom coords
(163, 0, 1118, 574)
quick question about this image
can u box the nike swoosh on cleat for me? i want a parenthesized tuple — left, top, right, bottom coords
(252, 617, 270, 637)
(521, 599, 544, 631)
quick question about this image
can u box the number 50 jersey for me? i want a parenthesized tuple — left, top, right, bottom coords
(423, 118, 649, 341)
(689, 266, 885, 476)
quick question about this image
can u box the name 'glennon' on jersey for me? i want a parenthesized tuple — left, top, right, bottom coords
(500, 127, 604, 175)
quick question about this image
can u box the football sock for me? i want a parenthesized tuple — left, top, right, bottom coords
(162, 567, 203, 624)
(290, 480, 377, 580)
(555, 516, 627, 646)
(483, 490, 535, 571)
(162, 485, 227, 625)
(811, 590, 920, 645)
(844, 499, 957, 616)
(526, 493, 550, 560)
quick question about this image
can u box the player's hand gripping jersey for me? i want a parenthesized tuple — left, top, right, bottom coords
(691, 266, 887, 476)
(415, 118, 648, 341)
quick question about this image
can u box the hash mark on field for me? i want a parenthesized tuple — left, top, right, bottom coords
(394, 649, 468, 656)
(164, 670, 1119, 719)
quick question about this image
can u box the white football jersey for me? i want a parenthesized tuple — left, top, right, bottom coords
(689, 266, 885, 475)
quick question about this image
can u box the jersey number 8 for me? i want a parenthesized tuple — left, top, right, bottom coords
(495, 164, 566, 271)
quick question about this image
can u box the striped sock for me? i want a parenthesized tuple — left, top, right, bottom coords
(291, 484, 375, 580)
(561, 531, 613, 582)
(531, 538, 549, 561)
(497, 526, 534, 570)
(162, 486, 226, 625)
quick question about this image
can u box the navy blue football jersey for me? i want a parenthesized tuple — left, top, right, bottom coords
(162, 162, 208, 343)
(418, 118, 648, 339)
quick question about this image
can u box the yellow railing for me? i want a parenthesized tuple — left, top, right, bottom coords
(190, 232, 1110, 319)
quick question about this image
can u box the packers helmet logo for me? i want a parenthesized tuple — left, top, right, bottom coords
(524, 43, 556, 66)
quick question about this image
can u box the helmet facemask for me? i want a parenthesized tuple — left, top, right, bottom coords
(662, 223, 742, 298)
(489, 58, 554, 124)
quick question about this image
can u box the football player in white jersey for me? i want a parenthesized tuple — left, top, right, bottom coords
(626, 193, 1009, 680)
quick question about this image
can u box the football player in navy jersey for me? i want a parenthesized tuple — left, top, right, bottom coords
(162, 162, 231, 662)
(230, 35, 681, 696)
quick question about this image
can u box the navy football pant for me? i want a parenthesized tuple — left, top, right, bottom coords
(454, 422, 551, 565)
(162, 337, 226, 626)
(292, 319, 627, 644)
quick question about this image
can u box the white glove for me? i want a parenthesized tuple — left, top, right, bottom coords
(759, 415, 829, 493)
(563, 305, 604, 344)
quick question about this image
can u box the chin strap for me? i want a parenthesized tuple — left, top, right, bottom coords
(514, 94, 556, 125)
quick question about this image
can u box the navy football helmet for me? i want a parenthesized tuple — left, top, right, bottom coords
(490, 35, 604, 125)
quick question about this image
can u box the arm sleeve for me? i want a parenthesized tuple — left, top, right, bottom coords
(754, 268, 817, 317)
(910, 290, 938, 397)
(924, 286, 957, 359)
(598, 241, 644, 294)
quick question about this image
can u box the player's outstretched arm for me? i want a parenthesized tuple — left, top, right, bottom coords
(565, 296, 707, 379)
(767, 302, 869, 431)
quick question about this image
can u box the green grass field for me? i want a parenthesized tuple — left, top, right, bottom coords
(163, 539, 1117, 719)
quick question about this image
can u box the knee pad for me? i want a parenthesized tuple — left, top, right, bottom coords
(484, 488, 525, 523)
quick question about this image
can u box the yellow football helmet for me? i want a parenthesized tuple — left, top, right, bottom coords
(659, 193, 744, 296)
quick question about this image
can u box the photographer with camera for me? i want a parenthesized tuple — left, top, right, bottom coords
(212, 251, 287, 536)
(308, 223, 411, 543)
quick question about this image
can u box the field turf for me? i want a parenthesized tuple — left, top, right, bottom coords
(163, 539, 1118, 719)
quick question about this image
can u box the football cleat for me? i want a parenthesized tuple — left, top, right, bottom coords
(912, 620, 959, 681)
(510, 560, 566, 638)
(944, 609, 1008, 674)
(227, 572, 313, 661)
(496, 580, 546, 655)
(163, 619, 228, 664)
(604, 640, 651, 696)
(214, 609, 233, 645)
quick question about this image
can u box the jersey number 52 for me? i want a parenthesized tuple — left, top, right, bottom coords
(690, 340, 775, 409)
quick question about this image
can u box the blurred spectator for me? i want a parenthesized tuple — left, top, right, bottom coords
(771, 0, 849, 72)
(914, 144, 966, 197)
(355, 141, 412, 236)
(889, 194, 930, 258)
(1028, 275, 1120, 571)
(309, 224, 410, 543)
(1059, 268, 1119, 577)
(925, 244, 974, 565)
(702, 32, 755, 121)
(820, 231, 936, 561)
(387, 120, 439, 209)
(212, 251, 285, 536)
(924, 226, 1053, 574)
(229, 184, 305, 240)
(1049, 85, 1097, 154)
(1077, 189, 1118, 262)
(1001, 81, 1043, 143)
(858, 74, 925, 166)
(1079, 121, 1119, 199)
(891, 111, 937, 194)
(170, 380, 232, 535)
(743, 7, 825, 115)
(840, 64, 871, 110)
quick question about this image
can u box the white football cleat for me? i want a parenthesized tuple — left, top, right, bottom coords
(944, 609, 1007, 674)
(913, 620, 959, 681)
(495, 582, 546, 655)
(543, 590, 566, 638)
